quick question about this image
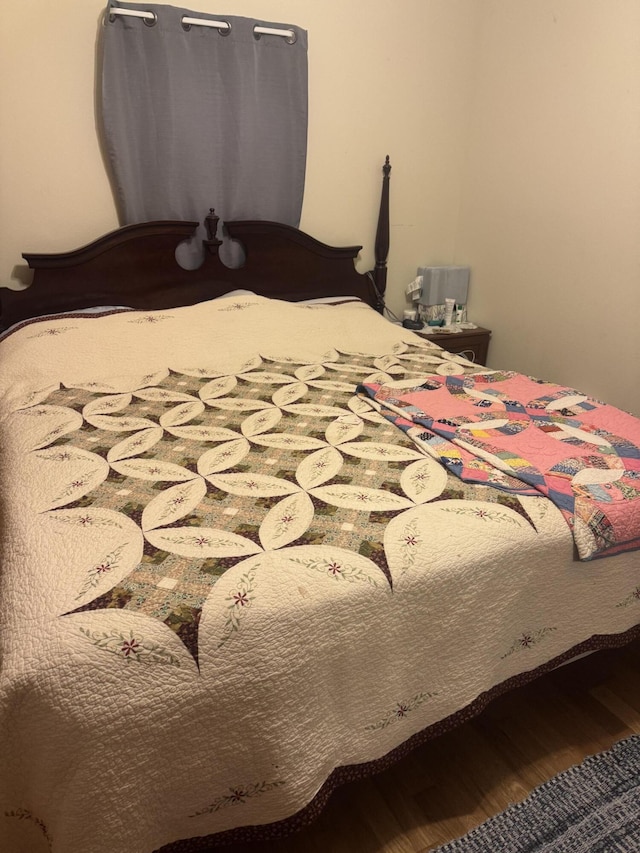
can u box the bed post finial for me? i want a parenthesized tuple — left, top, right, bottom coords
(204, 208, 223, 254)
(372, 156, 391, 314)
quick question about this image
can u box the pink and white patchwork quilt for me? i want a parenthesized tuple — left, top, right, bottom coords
(358, 371, 640, 561)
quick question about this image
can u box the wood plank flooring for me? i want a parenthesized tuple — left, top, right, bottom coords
(216, 639, 640, 853)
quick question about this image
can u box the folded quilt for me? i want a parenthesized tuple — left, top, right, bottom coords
(358, 371, 640, 560)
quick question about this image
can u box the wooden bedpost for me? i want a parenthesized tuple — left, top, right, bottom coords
(204, 209, 223, 254)
(372, 155, 391, 314)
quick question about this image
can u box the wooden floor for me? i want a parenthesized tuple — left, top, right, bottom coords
(221, 639, 640, 853)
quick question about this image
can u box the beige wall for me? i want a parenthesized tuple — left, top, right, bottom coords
(456, 0, 640, 414)
(2, 1, 639, 415)
(0, 0, 478, 306)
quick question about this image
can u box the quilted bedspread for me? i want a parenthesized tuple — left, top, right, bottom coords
(1, 296, 639, 853)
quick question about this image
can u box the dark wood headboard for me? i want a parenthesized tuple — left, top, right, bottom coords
(0, 157, 392, 331)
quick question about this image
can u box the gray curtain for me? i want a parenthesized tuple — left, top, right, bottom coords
(101, 1, 308, 266)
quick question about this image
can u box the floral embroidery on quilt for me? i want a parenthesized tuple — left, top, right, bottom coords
(127, 314, 174, 324)
(3, 809, 52, 848)
(27, 325, 78, 339)
(218, 566, 259, 647)
(78, 627, 181, 666)
(74, 544, 130, 599)
(501, 627, 558, 659)
(190, 779, 286, 816)
(364, 691, 439, 732)
(616, 586, 640, 608)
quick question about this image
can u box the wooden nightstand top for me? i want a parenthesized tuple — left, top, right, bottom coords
(413, 325, 492, 366)
(414, 325, 491, 342)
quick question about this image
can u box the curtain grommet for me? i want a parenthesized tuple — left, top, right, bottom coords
(182, 17, 231, 35)
(253, 26, 297, 44)
(104, 8, 157, 26)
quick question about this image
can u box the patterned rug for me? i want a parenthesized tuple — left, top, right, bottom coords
(434, 735, 640, 852)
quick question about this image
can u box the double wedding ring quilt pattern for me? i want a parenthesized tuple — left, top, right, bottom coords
(17, 340, 538, 665)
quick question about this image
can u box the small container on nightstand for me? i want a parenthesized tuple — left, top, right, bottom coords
(414, 326, 492, 366)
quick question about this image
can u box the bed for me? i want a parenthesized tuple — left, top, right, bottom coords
(1, 160, 639, 853)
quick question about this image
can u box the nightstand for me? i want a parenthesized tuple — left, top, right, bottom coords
(414, 326, 492, 366)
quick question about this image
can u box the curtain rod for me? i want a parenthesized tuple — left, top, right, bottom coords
(107, 7, 297, 42)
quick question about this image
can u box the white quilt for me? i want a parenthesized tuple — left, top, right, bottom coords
(1, 296, 639, 853)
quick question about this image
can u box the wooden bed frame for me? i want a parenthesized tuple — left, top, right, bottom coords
(0, 158, 391, 332)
